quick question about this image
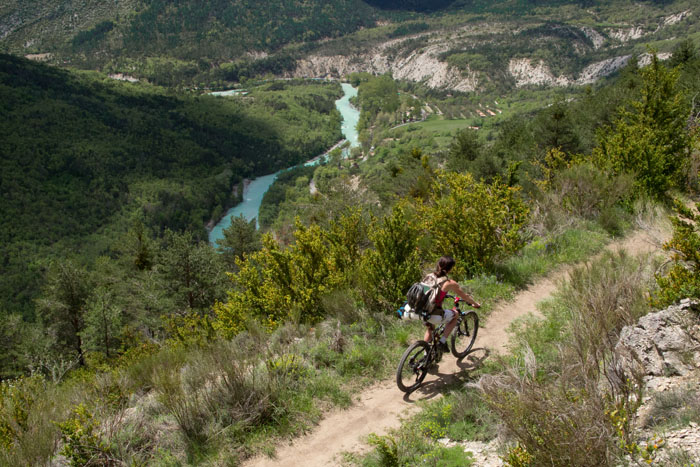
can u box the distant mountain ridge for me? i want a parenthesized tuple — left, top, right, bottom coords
(1, 1, 698, 92)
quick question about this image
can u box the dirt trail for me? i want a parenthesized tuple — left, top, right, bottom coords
(244, 230, 665, 467)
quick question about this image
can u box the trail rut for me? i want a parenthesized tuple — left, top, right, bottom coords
(244, 230, 664, 467)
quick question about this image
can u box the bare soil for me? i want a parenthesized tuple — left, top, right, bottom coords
(244, 230, 665, 467)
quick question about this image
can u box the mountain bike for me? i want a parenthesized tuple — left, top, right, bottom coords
(396, 295, 479, 393)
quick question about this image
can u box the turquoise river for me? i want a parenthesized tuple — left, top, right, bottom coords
(208, 82, 359, 245)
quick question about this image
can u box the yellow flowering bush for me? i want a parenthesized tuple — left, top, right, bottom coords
(420, 170, 529, 276)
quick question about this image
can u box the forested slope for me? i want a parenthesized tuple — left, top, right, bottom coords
(0, 54, 342, 317)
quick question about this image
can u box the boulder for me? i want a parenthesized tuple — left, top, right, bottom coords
(616, 299, 700, 377)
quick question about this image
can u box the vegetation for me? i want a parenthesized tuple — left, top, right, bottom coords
(0, 54, 342, 317)
(652, 200, 700, 307)
(596, 54, 693, 199)
(1, 6, 700, 460)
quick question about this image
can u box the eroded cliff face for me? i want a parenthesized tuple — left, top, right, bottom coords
(291, 34, 479, 92)
(288, 9, 690, 92)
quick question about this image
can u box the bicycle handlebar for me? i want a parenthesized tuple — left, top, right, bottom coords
(445, 294, 477, 307)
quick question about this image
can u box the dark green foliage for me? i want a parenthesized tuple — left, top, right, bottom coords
(158, 230, 226, 314)
(219, 53, 299, 83)
(119, 0, 380, 59)
(36, 261, 93, 366)
(595, 55, 693, 198)
(669, 39, 697, 68)
(364, 0, 455, 11)
(388, 21, 430, 38)
(447, 128, 483, 172)
(71, 21, 114, 48)
(259, 165, 317, 228)
(82, 285, 123, 360)
(532, 101, 583, 155)
(357, 74, 400, 130)
(216, 215, 262, 269)
(0, 54, 341, 316)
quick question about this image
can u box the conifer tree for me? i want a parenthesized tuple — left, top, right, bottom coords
(36, 261, 93, 366)
(596, 54, 692, 198)
(216, 214, 261, 269)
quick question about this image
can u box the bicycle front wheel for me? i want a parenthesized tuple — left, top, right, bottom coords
(451, 311, 478, 358)
(396, 341, 430, 393)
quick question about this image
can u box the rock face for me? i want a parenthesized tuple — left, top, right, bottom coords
(617, 299, 700, 463)
(616, 299, 700, 377)
(606, 26, 645, 43)
(508, 58, 570, 87)
(577, 55, 632, 84)
(580, 26, 605, 49)
(290, 11, 682, 93)
(291, 40, 479, 92)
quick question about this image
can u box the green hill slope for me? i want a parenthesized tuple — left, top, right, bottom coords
(0, 54, 342, 317)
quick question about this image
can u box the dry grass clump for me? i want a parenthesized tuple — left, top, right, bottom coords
(481, 250, 658, 466)
(151, 339, 293, 448)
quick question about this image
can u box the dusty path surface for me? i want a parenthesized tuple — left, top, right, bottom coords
(244, 229, 665, 467)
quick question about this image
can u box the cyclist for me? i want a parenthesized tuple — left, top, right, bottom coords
(423, 256, 481, 352)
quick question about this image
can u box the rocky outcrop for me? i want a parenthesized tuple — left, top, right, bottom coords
(577, 55, 632, 84)
(616, 299, 700, 463)
(108, 73, 139, 82)
(291, 44, 478, 92)
(580, 26, 605, 50)
(290, 12, 686, 92)
(508, 58, 570, 87)
(663, 10, 692, 27)
(607, 26, 645, 43)
(616, 299, 700, 377)
(638, 52, 672, 67)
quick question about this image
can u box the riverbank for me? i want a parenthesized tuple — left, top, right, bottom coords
(208, 82, 360, 245)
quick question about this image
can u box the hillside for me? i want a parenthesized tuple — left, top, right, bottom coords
(291, 1, 699, 93)
(2, 1, 698, 92)
(1, 2, 699, 466)
(0, 54, 342, 317)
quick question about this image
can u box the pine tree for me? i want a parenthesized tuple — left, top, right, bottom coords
(216, 214, 261, 269)
(596, 54, 692, 198)
(36, 261, 93, 366)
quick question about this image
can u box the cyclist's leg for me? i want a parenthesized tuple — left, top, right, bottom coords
(423, 322, 434, 342)
(442, 309, 458, 338)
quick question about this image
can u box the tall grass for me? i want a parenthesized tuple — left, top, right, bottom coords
(481, 250, 659, 466)
(0, 305, 416, 465)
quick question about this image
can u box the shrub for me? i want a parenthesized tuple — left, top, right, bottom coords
(152, 363, 209, 445)
(58, 404, 113, 466)
(0, 375, 45, 451)
(549, 162, 633, 222)
(419, 170, 529, 276)
(215, 212, 367, 336)
(643, 384, 700, 430)
(367, 433, 400, 467)
(482, 251, 658, 466)
(534, 148, 635, 235)
(360, 204, 422, 312)
(652, 200, 700, 307)
(481, 350, 621, 467)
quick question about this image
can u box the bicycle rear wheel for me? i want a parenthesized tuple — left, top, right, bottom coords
(396, 341, 430, 393)
(451, 311, 478, 358)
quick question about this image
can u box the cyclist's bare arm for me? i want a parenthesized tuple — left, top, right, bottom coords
(443, 280, 481, 308)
